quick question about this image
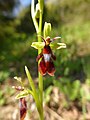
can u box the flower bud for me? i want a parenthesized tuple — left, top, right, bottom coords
(19, 98, 27, 120)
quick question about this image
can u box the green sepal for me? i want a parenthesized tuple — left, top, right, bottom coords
(15, 89, 33, 99)
(43, 22, 51, 38)
(31, 42, 45, 49)
(31, 42, 66, 50)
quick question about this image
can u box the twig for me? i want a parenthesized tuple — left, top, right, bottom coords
(45, 106, 65, 120)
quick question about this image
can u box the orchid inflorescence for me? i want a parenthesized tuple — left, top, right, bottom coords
(12, 0, 66, 120)
(32, 36, 66, 76)
(12, 86, 27, 120)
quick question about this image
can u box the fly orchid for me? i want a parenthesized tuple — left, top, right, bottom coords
(36, 36, 62, 76)
(19, 98, 27, 120)
(12, 86, 27, 120)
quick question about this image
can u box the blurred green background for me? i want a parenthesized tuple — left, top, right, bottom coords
(0, 0, 90, 81)
(0, 0, 90, 118)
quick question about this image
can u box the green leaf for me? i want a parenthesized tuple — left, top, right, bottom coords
(44, 86, 53, 104)
(0, 98, 6, 106)
(25, 66, 36, 94)
(70, 80, 80, 100)
(25, 66, 41, 114)
(80, 85, 90, 101)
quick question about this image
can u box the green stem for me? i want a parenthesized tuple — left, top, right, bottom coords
(31, 0, 44, 119)
(38, 11, 44, 120)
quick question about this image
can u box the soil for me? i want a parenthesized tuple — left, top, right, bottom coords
(0, 80, 90, 120)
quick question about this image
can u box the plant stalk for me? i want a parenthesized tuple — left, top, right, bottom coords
(38, 11, 44, 120)
(31, 0, 44, 119)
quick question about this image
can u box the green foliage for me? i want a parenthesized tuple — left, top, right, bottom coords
(52, 77, 90, 112)
(0, 90, 6, 106)
(0, 86, 15, 106)
(50, 21, 90, 79)
(80, 79, 90, 101)
(44, 86, 53, 104)
(43, 77, 54, 90)
(82, 56, 90, 79)
(45, 0, 90, 26)
(0, 71, 10, 83)
(53, 78, 81, 101)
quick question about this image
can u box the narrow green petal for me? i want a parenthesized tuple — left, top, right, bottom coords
(57, 43, 67, 49)
(50, 42, 66, 50)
